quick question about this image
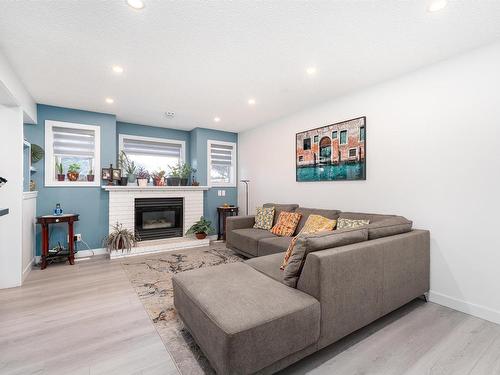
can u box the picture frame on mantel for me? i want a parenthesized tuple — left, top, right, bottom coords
(295, 116, 366, 182)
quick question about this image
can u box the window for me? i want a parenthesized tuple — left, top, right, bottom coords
(349, 148, 357, 158)
(208, 140, 237, 187)
(119, 134, 185, 175)
(314, 135, 319, 143)
(298, 156, 304, 162)
(332, 131, 337, 139)
(359, 126, 365, 141)
(340, 130, 347, 145)
(303, 138, 311, 150)
(45, 120, 100, 187)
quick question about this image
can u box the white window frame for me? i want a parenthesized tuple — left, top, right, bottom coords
(348, 148, 358, 158)
(118, 134, 186, 167)
(207, 139, 237, 188)
(44, 120, 101, 187)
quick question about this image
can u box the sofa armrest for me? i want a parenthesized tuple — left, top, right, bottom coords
(226, 215, 255, 231)
(297, 230, 430, 349)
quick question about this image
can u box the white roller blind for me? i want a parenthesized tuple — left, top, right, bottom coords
(122, 137, 182, 158)
(53, 126, 96, 157)
(210, 143, 234, 166)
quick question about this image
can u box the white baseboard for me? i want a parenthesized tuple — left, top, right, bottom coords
(34, 247, 108, 264)
(22, 258, 34, 282)
(429, 290, 500, 325)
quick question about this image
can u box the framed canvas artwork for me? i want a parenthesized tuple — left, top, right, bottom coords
(296, 116, 366, 181)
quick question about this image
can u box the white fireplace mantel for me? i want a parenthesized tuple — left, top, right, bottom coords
(103, 185, 210, 258)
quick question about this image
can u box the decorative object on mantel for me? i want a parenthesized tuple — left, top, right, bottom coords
(217, 205, 239, 241)
(101, 164, 121, 185)
(119, 151, 137, 184)
(240, 179, 250, 215)
(136, 166, 149, 187)
(152, 169, 166, 186)
(166, 164, 181, 186)
(179, 163, 193, 186)
(103, 222, 139, 253)
(186, 216, 215, 240)
(191, 168, 200, 186)
(296, 116, 366, 181)
(56, 161, 65, 181)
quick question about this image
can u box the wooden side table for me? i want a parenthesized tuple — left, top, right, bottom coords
(36, 214, 79, 269)
(217, 206, 239, 241)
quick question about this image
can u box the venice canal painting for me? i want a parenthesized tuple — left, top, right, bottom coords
(296, 117, 366, 181)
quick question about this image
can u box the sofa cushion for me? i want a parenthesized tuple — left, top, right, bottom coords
(254, 206, 275, 230)
(337, 218, 370, 229)
(365, 217, 413, 239)
(283, 229, 369, 288)
(258, 236, 293, 256)
(270, 211, 302, 237)
(246, 252, 285, 283)
(263, 203, 299, 225)
(295, 207, 340, 234)
(338, 212, 398, 223)
(173, 262, 320, 375)
(229, 228, 276, 256)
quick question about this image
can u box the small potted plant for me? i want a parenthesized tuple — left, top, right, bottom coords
(67, 163, 81, 181)
(136, 166, 149, 187)
(87, 168, 95, 182)
(103, 222, 138, 253)
(166, 164, 181, 186)
(180, 163, 193, 186)
(152, 169, 166, 186)
(56, 161, 65, 181)
(119, 151, 137, 184)
(186, 216, 214, 239)
(191, 168, 200, 186)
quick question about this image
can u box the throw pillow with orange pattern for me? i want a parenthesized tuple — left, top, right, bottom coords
(270, 211, 302, 237)
(281, 214, 337, 269)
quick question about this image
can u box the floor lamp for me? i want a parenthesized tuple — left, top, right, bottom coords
(240, 179, 250, 215)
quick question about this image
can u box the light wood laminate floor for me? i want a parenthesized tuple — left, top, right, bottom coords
(2, 257, 500, 375)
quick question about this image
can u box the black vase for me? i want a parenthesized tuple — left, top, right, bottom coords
(180, 178, 188, 186)
(120, 177, 128, 186)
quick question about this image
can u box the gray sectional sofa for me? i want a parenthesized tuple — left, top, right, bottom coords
(173, 203, 430, 374)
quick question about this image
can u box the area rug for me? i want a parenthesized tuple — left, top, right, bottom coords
(120, 243, 244, 374)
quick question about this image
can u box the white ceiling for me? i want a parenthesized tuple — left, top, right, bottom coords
(1, 1, 500, 132)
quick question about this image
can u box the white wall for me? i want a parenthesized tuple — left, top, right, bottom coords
(238, 42, 500, 324)
(22, 192, 37, 282)
(0, 105, 24, 288)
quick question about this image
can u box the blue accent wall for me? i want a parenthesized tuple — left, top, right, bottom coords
(24, 104, 116, 254)
(189, 128, 238, 234)
(23, 106, 238, 253)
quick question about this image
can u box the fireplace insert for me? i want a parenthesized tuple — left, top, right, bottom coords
(134, 198, 183, 241)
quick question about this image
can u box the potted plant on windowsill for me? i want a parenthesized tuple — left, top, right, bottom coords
(56, 161, 65, 181)
(186, 217, 214, 240)
(87, 169, 95, 182)
(152, 169, 166, 186)
(166, 164, 181, 186)
(180, 163, 193, 186)
(67, 163, 81, 181)
(136, 166, 149, 187)
(103, 222, 138, 253)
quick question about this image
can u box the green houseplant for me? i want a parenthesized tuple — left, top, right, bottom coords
(179, 163, 193, 186)
(67, 163, 80, 181)
(87, 168, 94, 182)
(166, 164, 181, 186)
(152, 169, 166, 186)
(103, 222, 138, 253)
(119, 151, 137, 183)
(55, 161, 65, 181)
(136, 166, 149, 187)
(186, 216, 214, 239)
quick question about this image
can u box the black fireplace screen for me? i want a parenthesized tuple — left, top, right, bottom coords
(135, 198, 183, 241)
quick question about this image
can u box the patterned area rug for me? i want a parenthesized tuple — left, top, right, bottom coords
(120, 243, 245, 374)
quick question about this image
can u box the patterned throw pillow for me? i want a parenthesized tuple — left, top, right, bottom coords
(337, 218, 370, 229)
(281, 215, 337, 269)
(270, 212, 302, 237)
(253, 206, 275, 230)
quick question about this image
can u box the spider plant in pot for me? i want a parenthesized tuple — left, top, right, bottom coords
(67, 163, 81, 181)
(103, 222, 139, 253)
(167, 164, 181, 186)
(179, 163, 193, 186)
(56, 161, 65, 181)
(136, 166, 149, 187)
(186, 216, 214, 239)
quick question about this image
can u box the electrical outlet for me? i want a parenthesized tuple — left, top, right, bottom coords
(74, 234, 82, 242)
(222, 190, 226, 197)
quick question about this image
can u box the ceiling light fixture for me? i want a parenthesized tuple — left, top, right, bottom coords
(306, 66, 317, 75)
(248, 98, 256, 105)
(126, 0, 145, 10)
(105, 98, 114, 104)
(214, 117, 221, 123)
(112, 65, 124, 74)
(428, 0, 447, 12)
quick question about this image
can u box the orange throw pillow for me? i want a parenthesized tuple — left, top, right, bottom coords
(270, 211, 302, 237)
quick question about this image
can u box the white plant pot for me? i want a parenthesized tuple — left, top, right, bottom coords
(137, 178, 148, 187)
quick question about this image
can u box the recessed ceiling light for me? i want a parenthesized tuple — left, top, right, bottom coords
(214, 117, 221, 123)
(306, 66, 317, 75)
(112, 65, 124, 74)
(126, 0, 145, 10)
(428, 0, 447, 12)
(105, 98, 114, 104)
(248, 98, 256, 105)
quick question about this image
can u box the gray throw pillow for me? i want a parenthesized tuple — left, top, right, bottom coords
(282, 229, 369, 288)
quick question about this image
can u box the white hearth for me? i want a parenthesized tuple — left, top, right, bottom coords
(103, 185, 210, 258)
